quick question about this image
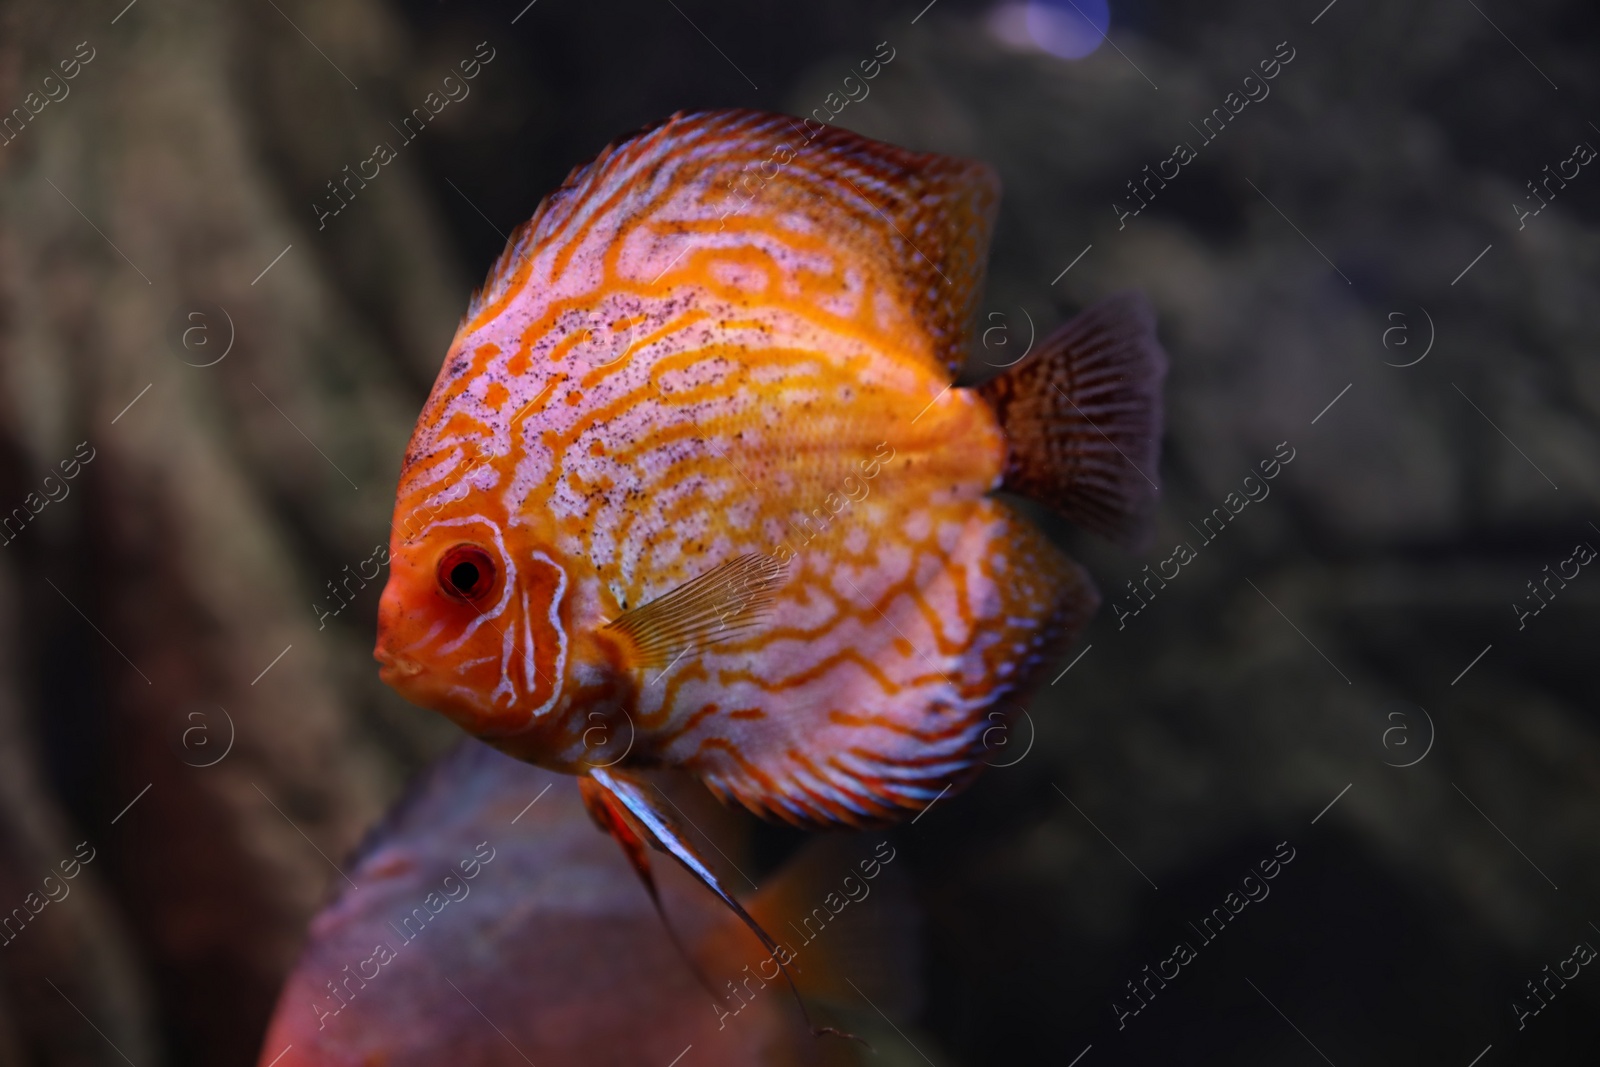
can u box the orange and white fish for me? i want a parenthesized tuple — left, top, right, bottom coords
(374, 108, 1164, 966)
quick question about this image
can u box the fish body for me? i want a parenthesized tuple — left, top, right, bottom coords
(255, 742, 914, 1066)
(375, 108, 1165, 831)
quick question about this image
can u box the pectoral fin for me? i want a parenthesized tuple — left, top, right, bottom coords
(603, 553, 787, 670)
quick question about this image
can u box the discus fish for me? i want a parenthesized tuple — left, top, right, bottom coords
(256, 741, 918, 1067)
(374, 108, 1164, 976)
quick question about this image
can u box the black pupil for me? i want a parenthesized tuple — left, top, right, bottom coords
(450, 561, 481, 593)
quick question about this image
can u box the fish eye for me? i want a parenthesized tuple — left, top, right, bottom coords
(437, 543, 497, 603)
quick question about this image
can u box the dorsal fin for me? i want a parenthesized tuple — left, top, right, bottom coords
(463, 108, 1000, 379)
(778, 115, 1001, 378)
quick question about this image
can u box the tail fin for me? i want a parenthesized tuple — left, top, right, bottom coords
(977, 290, 1167, 549)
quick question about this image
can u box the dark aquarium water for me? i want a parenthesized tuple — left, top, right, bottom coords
(0, 0, 1596, 1064)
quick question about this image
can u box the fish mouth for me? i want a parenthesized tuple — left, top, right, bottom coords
(374, 646, 423, 686)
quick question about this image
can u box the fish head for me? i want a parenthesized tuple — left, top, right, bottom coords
(375, 477, 570, 741)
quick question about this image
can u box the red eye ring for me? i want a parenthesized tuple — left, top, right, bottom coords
(437, 543, 497, 603)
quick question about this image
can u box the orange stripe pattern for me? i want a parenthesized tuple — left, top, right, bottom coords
(375, 110, 1096, 827)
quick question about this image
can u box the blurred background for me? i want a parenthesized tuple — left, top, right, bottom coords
(1, 0, 1597, 1062)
